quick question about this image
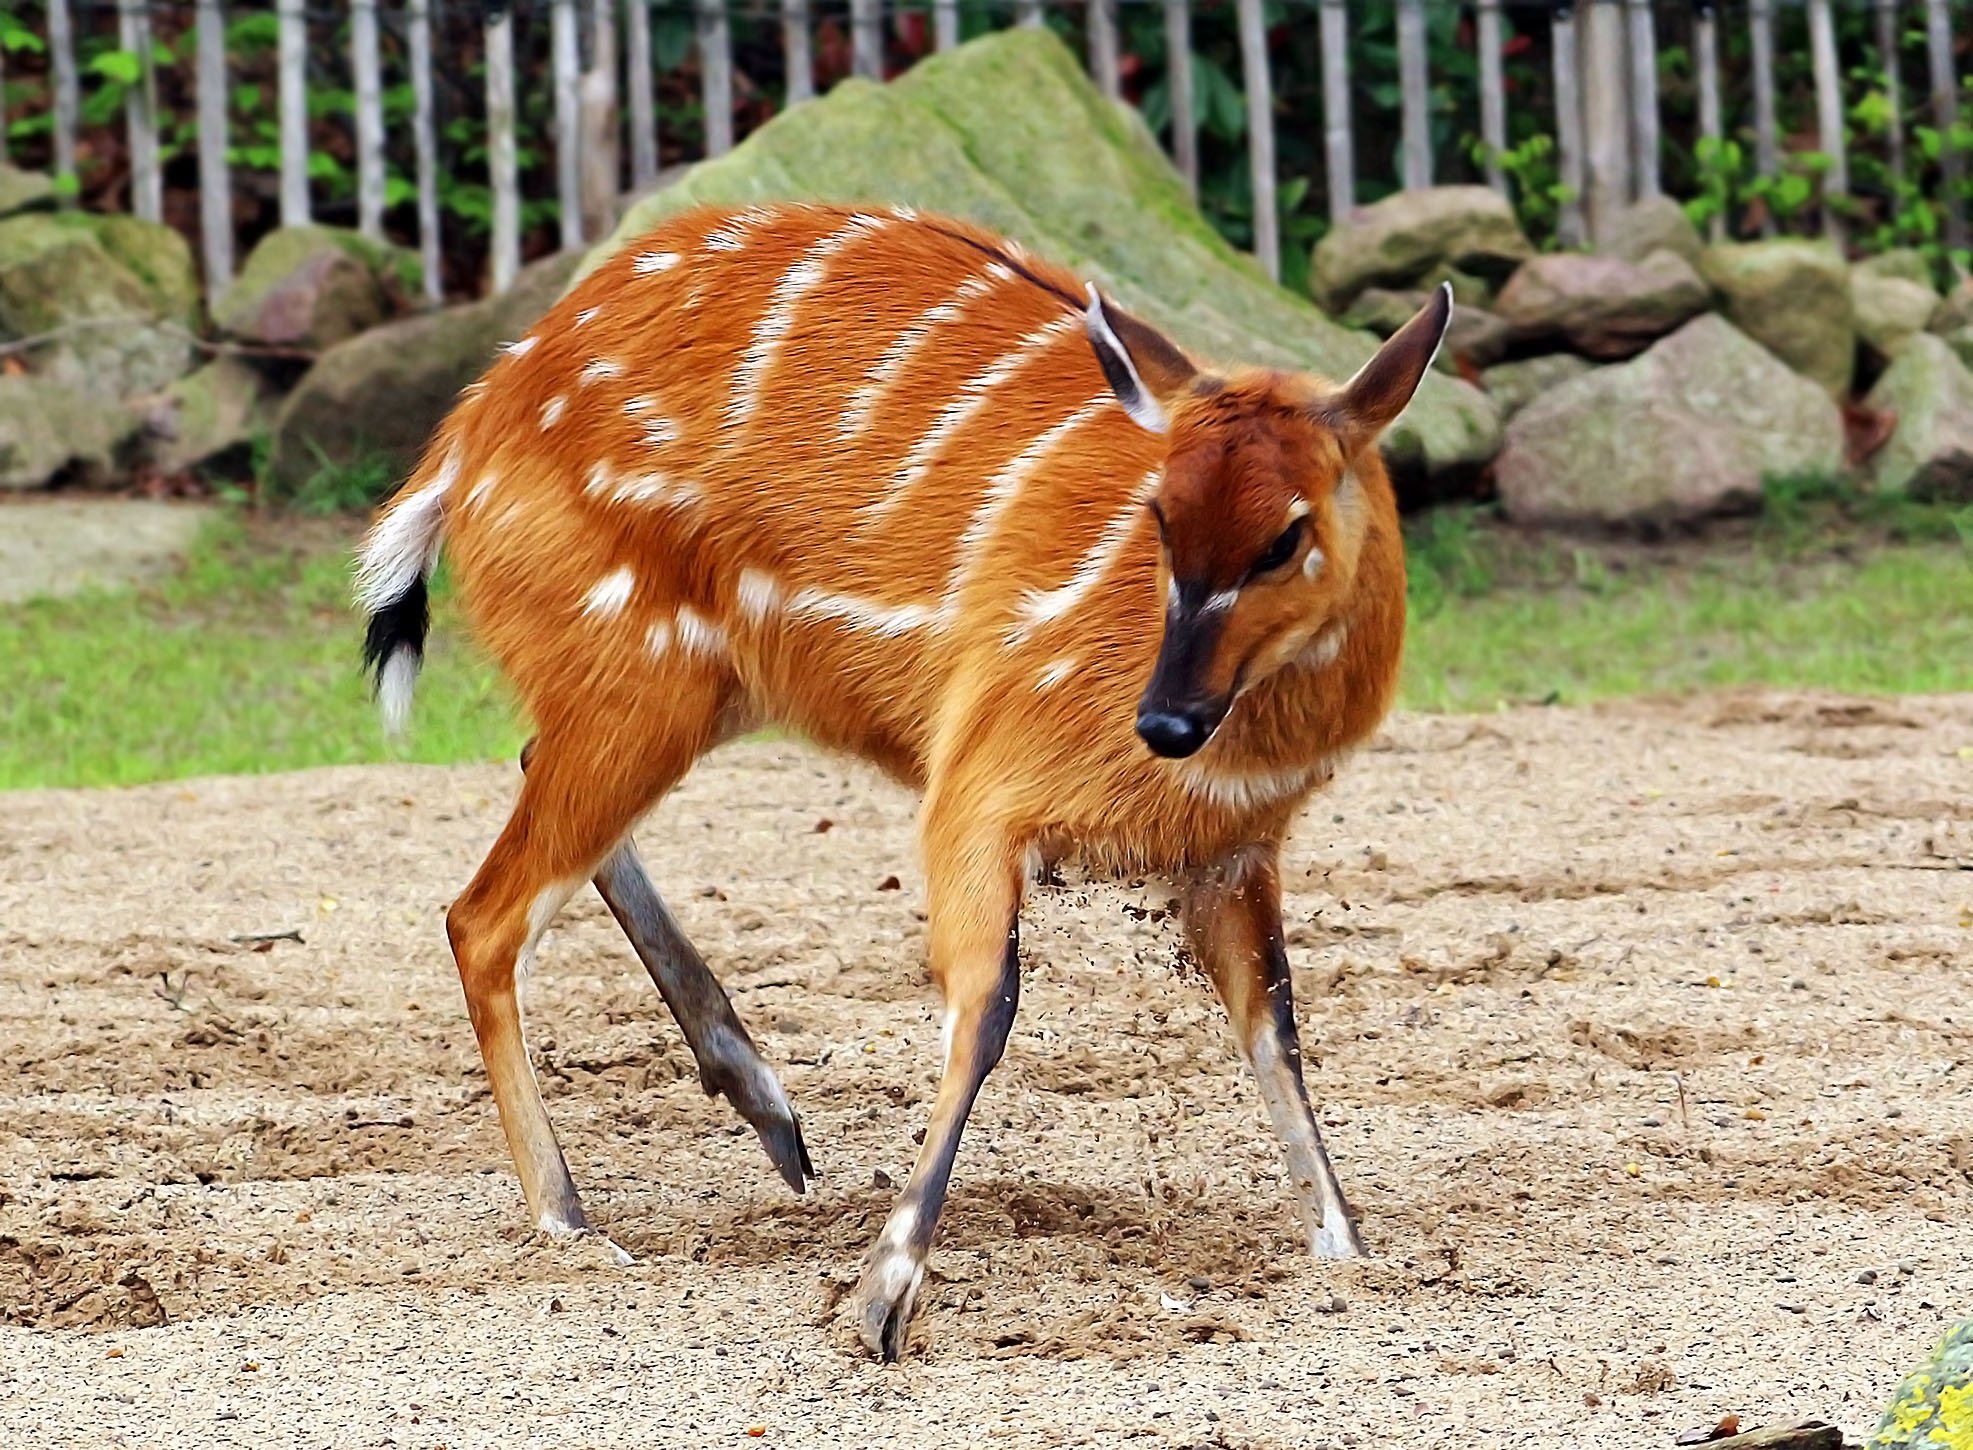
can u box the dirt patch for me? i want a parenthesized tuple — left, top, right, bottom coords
(1, 693, 1969, 1447)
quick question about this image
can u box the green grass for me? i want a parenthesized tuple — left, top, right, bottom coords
(1, 492, 1968, 791)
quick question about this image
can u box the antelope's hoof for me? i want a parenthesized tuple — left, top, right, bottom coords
(1312, 1205, 1365, 1261)
(851, 1252, 924, 1363)
(755, 1108, 816, 1195)
(707, 1052, 815, 1193)
(536, 1218, 637, 1268)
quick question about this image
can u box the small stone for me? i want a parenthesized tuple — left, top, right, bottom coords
(1778, 1300, 1806, 1313)
(1857, 1269, 1878, 1285)
(1187, 1275, 1211, 1292)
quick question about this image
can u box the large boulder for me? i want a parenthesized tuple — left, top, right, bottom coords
(0, 375, 138, 489)
(0, 164, 56, 220)
(586, 32, 1501, 490)
(1492, 250, 1711, 359)
(137, 355, 281, 476)
(212, 225, 420, 350)
(0, 212, 198, 400)
(1930, 280, 1973, 371)
(1863, 334, 1973, 497)
(1698, 240, 1855, 395)
(1868, 1319, 1972, 1450)
(1601, 195, 1704, 266)
(266, 250, 580, 495)
(1857, 249, 1935, 288)
(1481, 353, 1594, 420)
(1852, 270, 1939, 360)
(1494, 315, 1844, 525)
(1309, 185, 1534, 314)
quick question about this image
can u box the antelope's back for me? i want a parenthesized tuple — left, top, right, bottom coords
(433, 203, 1166, 773)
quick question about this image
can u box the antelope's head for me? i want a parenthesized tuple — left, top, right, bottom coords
(1083, 284, 1451, 760)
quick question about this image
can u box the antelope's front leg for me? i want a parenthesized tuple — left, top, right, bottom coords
(1182, 842, 1364, 1259)
(851, 832, 1024, 1362)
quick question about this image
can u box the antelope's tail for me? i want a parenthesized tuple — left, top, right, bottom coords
(354, 455, 455, 737)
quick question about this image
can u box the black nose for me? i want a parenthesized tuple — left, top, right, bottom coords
(1136, 708, 1210, 759)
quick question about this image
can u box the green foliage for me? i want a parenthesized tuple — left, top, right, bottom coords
(1475, 133, 1574, 250)
(277, 444, 402, 517)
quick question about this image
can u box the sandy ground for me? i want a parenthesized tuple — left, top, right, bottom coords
(0, 692, 1969, 1449)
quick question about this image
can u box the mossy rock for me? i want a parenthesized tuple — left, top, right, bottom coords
(1309, 186, 1533, 313)
(1698, 239, 1855, 396)
(0, 164, 56, 220)
(1868, 1320, 1973, 1450)
(212, 225, 421, 350)
(139, 355, 281, 477)
(584, 29, 1498, 489)
(0, 374, 138, 488)
(1863, 334, 1973, 498)
(0, 212, 196, 400)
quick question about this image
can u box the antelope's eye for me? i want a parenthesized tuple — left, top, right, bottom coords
(1251, 518, 1304, 577)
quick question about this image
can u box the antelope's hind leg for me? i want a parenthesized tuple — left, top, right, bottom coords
(1181, 843, 1365, 1260)
(447, 693, 728, 1249)
(592, 839, 815, 1192)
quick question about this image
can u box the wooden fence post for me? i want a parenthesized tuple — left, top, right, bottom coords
(1876, 0, 1905, 190)
(1580, 0, 1631, 242)
(851, 0, 884, 78)
(1477, 0, 1506, 194)
(1165, 0, 1199, 198)
(1319, 0, 1353, 220)
(352, 0, 386, 241)
(628, 0, 660, 183)
(582, 0, 621, 240)
(486, 4, 521, 293)
(409, 0, 442, 299)
(1397, 0, 1432, 189)
(277, 0, 310, 225)
(783, 0, 815, 105)
(1551, 0, 1587, 248)
(1807, 0, 1847, 243)
(1748, 0, 1779, 235)
(1925, 0, 1966, 253)
(1089, 0, 1121, 100)
(552, 0, 584, 247)
(195, 0, 233, 286)
(1694, 0, 1724, 240)
(1016, 0, 1045, 27)
(1625, 0, 1658, 197)
(48, 0, 78, 202)
(699, 0, 735, 156)
(1234, 0, 1278, 282)
(119, 0, 162, 222)
(934, 0, 960, 51)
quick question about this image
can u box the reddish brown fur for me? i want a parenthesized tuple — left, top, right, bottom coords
(359, 202, 1447, 1358)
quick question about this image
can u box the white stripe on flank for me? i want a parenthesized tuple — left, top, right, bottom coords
(540, 395, 567, 430)
(727, 219, 883, 429)
(836, 265, 1011, 442)
(583, 567, 635, 619)
(784, 587, 935, 637)
(675, 606, 726, 656)
(935, 394, 1113, 621)
(633, 251, 681, 275)
(1036, 657, 1076, 691)
(1172, 758, 1331, 815)
(580, 359, 623, 385)
(352, 450, 456, 612)
(862, 313, 1082, 522)
(735, 568, 781, 622)
(1009, 470, 1157, 642)
(645, 619, 673, 658)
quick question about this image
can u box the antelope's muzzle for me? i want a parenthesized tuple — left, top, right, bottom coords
(1136, 597, 1230, 759)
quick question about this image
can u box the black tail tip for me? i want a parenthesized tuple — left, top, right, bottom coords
(362, 577, 430, 689)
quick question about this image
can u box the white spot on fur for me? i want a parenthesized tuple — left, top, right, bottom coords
(735, 568, 781, 622)
(675, 606, 726, 657)
(633, 250, 681, 275)
(890, 204, 919, 223)
(837, 266, 1010, 441)
(583, 567, 635, 619)
(378, 647, 419, 737)
(645, 618, 673, 658)
(540, 395, 567, 430)
(1011, 475, 1155, 642)
(728, 219, 882, 428)
(863, 313, 1082, 521)
(642, 416, 681, 448)
(784, 587, 934, 637)
(584, 461, 614, 496)
(704, 209, 773, 251)
(1035, 657, 1076, 691)
(1298, 621, 1349, 670)
(580, 358, 623, 385)
(1303, 546, 1326, 580)
(575, 306, 600, 326)
(935, 394, 1112, 621)
(504, 335, 538, 357)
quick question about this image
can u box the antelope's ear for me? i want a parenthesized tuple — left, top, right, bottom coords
(1322, 282, 1452, 446)
(1083, 285, 1198, 434)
